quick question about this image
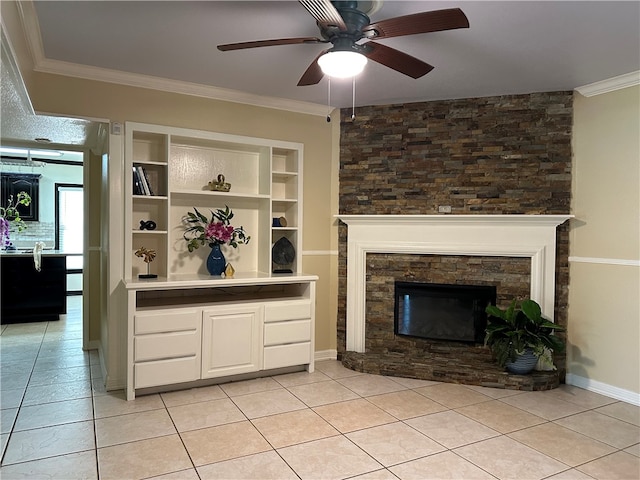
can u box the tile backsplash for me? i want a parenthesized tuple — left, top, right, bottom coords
(6, 221, 55, 249)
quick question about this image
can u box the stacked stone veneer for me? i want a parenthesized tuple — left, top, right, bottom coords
(338, 92, 572, 390)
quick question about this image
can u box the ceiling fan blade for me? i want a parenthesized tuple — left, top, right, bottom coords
(217, 37, 324, 52)
(361, 42, 434, 79)
(363, 8, 469, 40)
(298, 0, 347, 31)
(297, 51, 327, 86)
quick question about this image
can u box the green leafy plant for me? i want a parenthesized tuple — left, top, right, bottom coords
(485, 298, 565, 369)
(0, 191, 31, 248)
(183, 205, 250, 253)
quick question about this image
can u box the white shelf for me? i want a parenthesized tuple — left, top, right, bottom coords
(134, 160, 167, 166)
(272, 171, 298, 178)
(171, 189, 270, 200)
(124, 271, 318, 290)
(132, 195, 168, 200)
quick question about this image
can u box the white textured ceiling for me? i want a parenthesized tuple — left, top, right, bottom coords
(2, 1, 639, 147)
(1, 29, 103, 149)
(31, 0, 640, 109)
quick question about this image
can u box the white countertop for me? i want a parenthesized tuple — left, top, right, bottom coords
(0, 249, 77, 257)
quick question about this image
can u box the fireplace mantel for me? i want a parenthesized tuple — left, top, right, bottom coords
(336, 214, 573, 353)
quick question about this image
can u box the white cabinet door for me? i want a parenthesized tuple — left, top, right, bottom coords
(201, 304, 263, 379)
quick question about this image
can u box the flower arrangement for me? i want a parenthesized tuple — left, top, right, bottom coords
(0, 191, 31, 248)
(183, 205, 250, 252)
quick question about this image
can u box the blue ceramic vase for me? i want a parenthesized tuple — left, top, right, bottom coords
(206, 243, 226, 276)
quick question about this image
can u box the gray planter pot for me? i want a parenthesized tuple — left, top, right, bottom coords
(505, 348, 538, 374)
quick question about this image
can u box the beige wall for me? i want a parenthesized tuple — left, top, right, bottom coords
(30, 74, 337, 338)
(570, 86, 640, 397)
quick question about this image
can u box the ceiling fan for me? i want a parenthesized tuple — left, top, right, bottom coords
(217, 0, 469, 86)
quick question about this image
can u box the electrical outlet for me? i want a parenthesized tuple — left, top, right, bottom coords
(438, 205, 452, 213)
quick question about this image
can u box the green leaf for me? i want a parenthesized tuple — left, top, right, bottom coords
(486, 304, 507, 320)
(521, 299, 542, 322)
(193, 207, 208, 223)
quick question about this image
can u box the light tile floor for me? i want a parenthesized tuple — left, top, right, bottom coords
(1, 296, 639, 479)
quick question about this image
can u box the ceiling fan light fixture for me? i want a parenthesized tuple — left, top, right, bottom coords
(318, 50, 367, 78)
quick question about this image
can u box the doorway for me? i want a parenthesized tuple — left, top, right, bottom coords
(55, 183, 83, 295)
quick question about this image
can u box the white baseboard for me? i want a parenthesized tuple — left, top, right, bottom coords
(315, 349, 338, 362)
(566, 373, 640, 406)
(83, 340, 101, 351)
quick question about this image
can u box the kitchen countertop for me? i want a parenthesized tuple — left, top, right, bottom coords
(0, 249, 79, 257)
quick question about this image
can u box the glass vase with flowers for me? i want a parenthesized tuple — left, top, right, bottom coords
(0, 191, 32, 249)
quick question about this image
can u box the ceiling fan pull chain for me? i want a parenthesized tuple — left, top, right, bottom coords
(326, 77, 332, 123)
(351, 77, 356, 121)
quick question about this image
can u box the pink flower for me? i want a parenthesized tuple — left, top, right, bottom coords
(205, 221, 234, 245)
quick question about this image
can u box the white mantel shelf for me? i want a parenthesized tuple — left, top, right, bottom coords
(335, 214, 573, 353)
(337, 214, 573, 227)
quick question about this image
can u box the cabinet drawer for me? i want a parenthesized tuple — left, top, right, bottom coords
(134, 330, 200, 362)
(264, 300, 311, 323)
(135, 309, 200, 334)
(263, 342, 311, 370)
(264, 320, 311, 346)
(134, 356, 199, 389)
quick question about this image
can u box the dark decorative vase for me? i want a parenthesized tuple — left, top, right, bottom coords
(505, 348, 538, 375)
(206, 244, 226, 276)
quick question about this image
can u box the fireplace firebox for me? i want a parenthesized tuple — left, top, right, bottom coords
(394, 282, 496, 344)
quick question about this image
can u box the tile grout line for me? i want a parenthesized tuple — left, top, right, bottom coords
(0, 319, 47, 467)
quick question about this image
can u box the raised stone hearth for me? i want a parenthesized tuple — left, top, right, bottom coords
(337, 214, 571, 391)
(341, 352, 560, 391)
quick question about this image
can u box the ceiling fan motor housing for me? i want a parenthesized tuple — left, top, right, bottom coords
(322, 1, 371, 48)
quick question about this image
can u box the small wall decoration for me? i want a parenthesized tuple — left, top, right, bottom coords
(208, 174, 231, 192)
(135, 246, 158, 279)
(139, 220, 157, 231)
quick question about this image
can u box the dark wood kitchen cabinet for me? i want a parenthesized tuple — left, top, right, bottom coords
(0, 173, 40, 221)
(1, 254, 66, 323)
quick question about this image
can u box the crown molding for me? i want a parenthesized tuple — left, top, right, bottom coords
(33, 58, 329, 116)
(575, 71, 640, 97)
(16, 0, 329, 117)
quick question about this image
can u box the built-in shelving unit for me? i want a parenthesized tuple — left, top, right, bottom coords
(124, 122, 304, 279)
(122, 122, 316, 400)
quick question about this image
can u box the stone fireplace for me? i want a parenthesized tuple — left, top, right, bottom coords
(337, 91, 573, 390)
(337, 214, 571, 390)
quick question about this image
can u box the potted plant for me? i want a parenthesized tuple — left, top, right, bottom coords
(485, 298, 565, 374)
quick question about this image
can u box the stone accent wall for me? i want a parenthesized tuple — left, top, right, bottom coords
(338, 92, 572, 388)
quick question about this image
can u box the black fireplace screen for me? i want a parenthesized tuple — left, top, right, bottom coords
(394, 282, 496, 343)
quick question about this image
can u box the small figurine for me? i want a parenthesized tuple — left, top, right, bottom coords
(139, 220, 157, 231)
(223, 263, 235, 278)
(135, 246, 158, 279)
(208, 174, 231, 192)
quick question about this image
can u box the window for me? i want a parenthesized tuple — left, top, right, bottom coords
(55, 184, 83, 253)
